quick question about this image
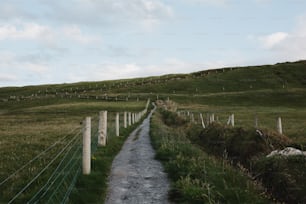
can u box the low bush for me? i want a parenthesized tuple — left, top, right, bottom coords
(159, 109, 187, 127)
(198, 123, 290, 166)
(254, 155, 306, 203)
(151, 110, 270, 203)
(193, 121, 306, 203)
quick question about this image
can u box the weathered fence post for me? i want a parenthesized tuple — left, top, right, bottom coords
(116, 112, 120, 136)
(227, 114, 234, 127)
(190, 113, 195, 123)
(124, 111, 127, 128)
(254, 114, 258, 128)
(128, 112, 132, 126)
(199, 113, 206, 129)
(98, 111, 107, 146)
(231, 114, 235, 127)
(83, 117, 91, 175)
(209, 113, 215, 124)
(277, 117, 283, 134)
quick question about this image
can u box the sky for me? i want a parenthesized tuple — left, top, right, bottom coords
(0, 0, 306, 87)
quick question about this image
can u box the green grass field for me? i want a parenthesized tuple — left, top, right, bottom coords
(0, 97, 146, 203)
(0, 60, 305, 202)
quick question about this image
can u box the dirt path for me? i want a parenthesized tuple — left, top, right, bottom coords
(105, 107, 170, 204)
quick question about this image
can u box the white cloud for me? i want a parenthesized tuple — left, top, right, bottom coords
(62, 25, 101, 44)
(24, 63, 48, 74)
(180, 0, 228, 6)
(0, 51, 49, 74)
(0, 73, 17, 82)
(37, 0, 173, 30)
(0, 22, 102, 45)
(256, 15, 306, 61)
(259, 32, 288, 49)
(0, 22, 54, 42)
(254, 0, 273, 4)
(66, 58, 239, 83)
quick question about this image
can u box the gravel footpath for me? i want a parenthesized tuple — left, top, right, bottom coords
(105, 107, 170, 204)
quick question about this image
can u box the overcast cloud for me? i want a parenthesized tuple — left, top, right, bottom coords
(0, 0, 305, 87)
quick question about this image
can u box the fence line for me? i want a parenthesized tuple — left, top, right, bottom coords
(0, 127, 80, 187)
(178, 110, 284, 134)
(8, 132, 81, 204)
(2, 99, 151, 203)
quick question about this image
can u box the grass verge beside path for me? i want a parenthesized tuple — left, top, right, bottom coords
(150, 109, 270, 203)
(69, 114, 149, 203)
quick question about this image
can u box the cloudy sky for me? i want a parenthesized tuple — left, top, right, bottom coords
(1, 0, 306, 87)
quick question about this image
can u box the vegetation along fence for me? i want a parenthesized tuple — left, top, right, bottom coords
(0, 99, 150, 203)
(178, 111, 285, 134)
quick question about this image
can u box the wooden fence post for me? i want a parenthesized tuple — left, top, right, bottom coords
(190, 113, 194, 123)
(254, 114, 258, 128)
(231, 114, 235, 127)
(277, 117, 283, 134)
(227, 114, 234, 127)
(209, 113, 215, 123)
(83, 117, 91, 175)
(98, 111, 107, 146)
(116, 112, 120, 136)
(199, 113, 206, 129)
(128, 112, 132, 126)
(124, 111, 127, 128)
(128, 112, 131, 126)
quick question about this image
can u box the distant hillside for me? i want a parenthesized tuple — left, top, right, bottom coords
(1, 60, 305, 101)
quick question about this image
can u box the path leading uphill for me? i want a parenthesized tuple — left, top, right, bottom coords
(105, 106, 170, 204)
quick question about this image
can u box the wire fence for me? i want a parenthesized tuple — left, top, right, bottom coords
(0, 99, 150, 203)
(178, 110, 295, 136)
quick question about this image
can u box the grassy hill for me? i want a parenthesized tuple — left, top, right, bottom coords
(1, 60, 306, 96)
(1, 60, 305, 140)
(1, 60, 306, 203)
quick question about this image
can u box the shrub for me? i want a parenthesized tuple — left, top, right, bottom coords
(151, 111, 270, 203)
(159, 109, 186, 127)
(254, 155, 306, 203)
(198, 123, 290, 166)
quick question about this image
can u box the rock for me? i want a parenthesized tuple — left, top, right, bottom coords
(267, 147, 306, 157)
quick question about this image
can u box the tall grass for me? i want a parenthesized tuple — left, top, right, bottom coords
(0, 99, 146, 203)
(150, 110, 270, 203)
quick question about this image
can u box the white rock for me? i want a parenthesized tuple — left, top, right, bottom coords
(267, 147, 305, 157)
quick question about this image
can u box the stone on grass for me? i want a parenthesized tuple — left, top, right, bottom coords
(267, 147, 306, 157)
